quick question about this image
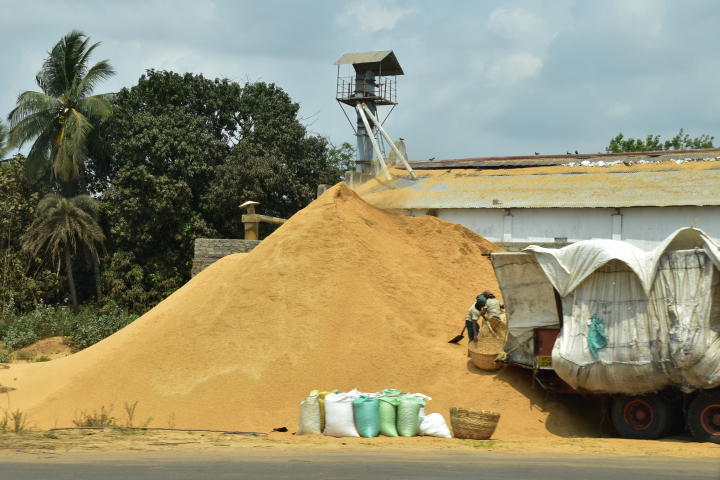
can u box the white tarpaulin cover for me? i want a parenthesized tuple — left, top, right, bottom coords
(490, 253, 560, 365)
(522, 228, 720, 394)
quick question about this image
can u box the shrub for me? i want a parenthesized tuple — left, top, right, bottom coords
(0, 301, 138, 352)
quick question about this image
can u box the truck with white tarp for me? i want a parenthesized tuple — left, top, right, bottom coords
(490, 228, 720, 443)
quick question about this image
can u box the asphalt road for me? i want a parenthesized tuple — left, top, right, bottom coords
(1, 452, 718, 480)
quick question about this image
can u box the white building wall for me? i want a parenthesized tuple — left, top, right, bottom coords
(427, 206, 720, 251)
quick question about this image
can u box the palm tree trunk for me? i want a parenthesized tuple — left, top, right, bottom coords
(64, 248, 78, 310)
(93, 254, 101, 302)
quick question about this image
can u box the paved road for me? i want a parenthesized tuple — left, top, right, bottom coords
(1, 451, 718, 479)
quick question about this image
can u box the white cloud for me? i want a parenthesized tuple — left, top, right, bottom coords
(487, 6, 557, 53)
(486, 53, 543, 86)
(606, 103, 633, 118)
(346, 0, 415, 33)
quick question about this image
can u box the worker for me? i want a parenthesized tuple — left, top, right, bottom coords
(483, 289, 504, 320)
(465, 294, 488, 356)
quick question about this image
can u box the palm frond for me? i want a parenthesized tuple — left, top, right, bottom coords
(7, 91, 61, 128)
(77, 60, 116, 98)
(53, 109, 91, 182)
(0, 122, 9, 160)
(77, 95, 113, 123)
(24, 127, 54, 180)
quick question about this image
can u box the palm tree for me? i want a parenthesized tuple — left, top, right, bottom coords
(21, 194, 105, 309)
(7, 30, 115, 195)
(0, 122, 9, 161)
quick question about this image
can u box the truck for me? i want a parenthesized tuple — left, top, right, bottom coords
(488, 227, 720, 444)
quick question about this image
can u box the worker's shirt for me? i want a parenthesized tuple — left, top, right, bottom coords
(465, 304, 482, 322)
(486, 298, 503, 318)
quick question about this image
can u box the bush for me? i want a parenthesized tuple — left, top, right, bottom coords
(0, 301, 138, 351)
(67, 304, 138, 350)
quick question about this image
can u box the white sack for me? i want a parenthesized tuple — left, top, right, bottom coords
(323, 390, 360, 437)
(418, 413, 453, 438)
(296, 394, 321, 435)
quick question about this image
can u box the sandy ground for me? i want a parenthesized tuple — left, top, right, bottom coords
(0, 429, 717, 459)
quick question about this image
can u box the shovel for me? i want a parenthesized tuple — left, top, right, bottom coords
(448, 326, 467, 344)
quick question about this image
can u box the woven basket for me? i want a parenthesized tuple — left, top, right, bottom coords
(450, 407, 500, 440)
(478, 316, 507, 340)
(468, 337, 505, 371)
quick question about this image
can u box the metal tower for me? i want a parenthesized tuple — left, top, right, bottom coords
(334, 51, 416, 181)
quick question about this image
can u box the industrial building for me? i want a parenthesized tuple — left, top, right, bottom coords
(350, 148, 720, 251)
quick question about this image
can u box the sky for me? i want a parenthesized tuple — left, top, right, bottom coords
(1, 0, 720, 161)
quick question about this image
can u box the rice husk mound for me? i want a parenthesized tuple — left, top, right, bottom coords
(0, 183, 596, 439)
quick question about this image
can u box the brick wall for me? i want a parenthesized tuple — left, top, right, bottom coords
(192, 238, 261, 277)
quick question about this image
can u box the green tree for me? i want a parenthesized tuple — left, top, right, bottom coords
(7, 30, 115, 195)
(606, 129, 714, 153)
(0, 157, 56, 317)
(206, 81, 346, 239)
(21, 194, 105, 309)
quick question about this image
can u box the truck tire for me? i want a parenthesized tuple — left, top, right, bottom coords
(687, 390, 720, 444)
(611, 394, 672, 440)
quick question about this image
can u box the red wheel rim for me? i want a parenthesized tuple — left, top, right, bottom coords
(700, 404, 720, 436)
(623, 399, 654, 430)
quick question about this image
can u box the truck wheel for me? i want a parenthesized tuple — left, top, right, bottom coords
(611, 394, 672, 440)
(687, 390, 720, 444)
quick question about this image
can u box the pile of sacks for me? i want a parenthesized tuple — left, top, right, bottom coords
(296, 388, 452, 438)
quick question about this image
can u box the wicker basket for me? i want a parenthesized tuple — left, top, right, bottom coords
(478, 316, 507, 339)
(450, 407, 501, 440)
(468, 337, 505, 371)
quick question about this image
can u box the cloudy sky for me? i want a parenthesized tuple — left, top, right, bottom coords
(1, 0, 719, 160)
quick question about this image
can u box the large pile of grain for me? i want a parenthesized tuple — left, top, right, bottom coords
(0, 184, 594, 438)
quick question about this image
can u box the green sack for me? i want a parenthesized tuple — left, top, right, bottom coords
(587, 316, 608, 361)
(381, 388, 403, 396)
(396, 397, 426, 437)
(378, 396, 400, 437)
(352, 395, 380, 438)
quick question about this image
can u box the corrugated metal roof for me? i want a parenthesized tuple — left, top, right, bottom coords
(409, 148, 720, 169)
(333, 51, 404, 76)
(353, 159, 720, 209)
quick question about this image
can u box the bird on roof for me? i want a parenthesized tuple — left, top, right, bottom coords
(535, 152, 539, 155)
(429, 157, 435, 161)
(575, 150, 578, 154)
(399, 137, 405, 141)
(567, 151, 571, 155)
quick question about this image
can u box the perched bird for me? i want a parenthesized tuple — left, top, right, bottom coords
(567, 151, 571, 155)
(399, 137, 405, 141)
(575, 150, 578, 154)
(429, 157, 435, 161)
(535, 152, 539, 155)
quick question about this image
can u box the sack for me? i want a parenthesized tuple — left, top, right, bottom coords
(296, 393, 321, 435)
(311, 389, 337, 433)
(396, 396, 426, 437)
(418, 413, 453, 438)
(352, 396, 380, 438)
(378, 396, 400, 437)
(323, 390, 360, 437)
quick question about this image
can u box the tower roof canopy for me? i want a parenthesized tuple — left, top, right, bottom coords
(334, 51, 404, 76)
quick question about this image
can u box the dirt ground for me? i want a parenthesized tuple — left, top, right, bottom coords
(0, 337, 73, 362)
(0, 429, 717, 458)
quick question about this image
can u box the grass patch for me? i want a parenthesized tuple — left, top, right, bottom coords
(1, 407, 28, 433)
(14, 351, 34, 363)
(35, 355, 51, 362)
(73, 405, 115, 427)
(0, 352, 12, 363)
(473, 440, 497, 449)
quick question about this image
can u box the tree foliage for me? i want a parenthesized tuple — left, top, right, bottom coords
(21, 194, 105, 309)
(0, 158, 56, 318)
(606, 129, 714, 153)
(96, 71, 346, 309)
(6, 30, 115, 194)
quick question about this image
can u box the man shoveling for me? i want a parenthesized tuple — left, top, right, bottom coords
(464, 295, 488, 357)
